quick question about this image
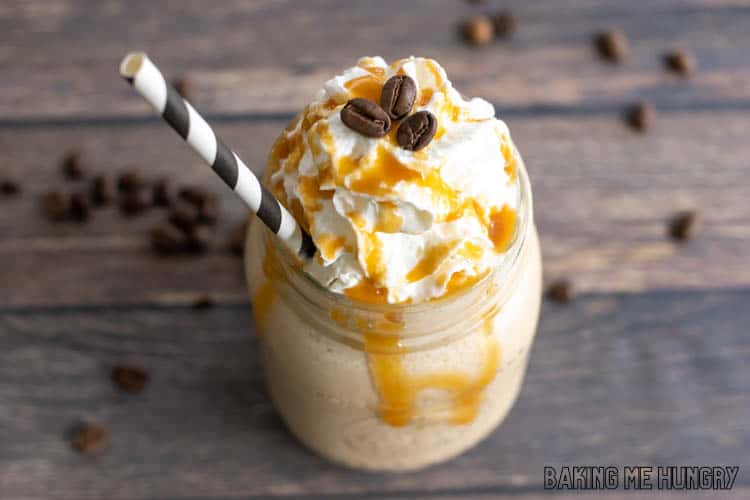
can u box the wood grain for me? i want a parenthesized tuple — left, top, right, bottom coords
(0, 289, 748, 499)
(1, 110, 749, 307)
(1, 0, 750, 119)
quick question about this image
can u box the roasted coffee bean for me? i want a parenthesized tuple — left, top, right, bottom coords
(150, 222, 187, 254)
(595, 29, 629, 63)
(152, 178, 172, 207)
(397, 111, 438, 151)
(118, 189, 150, 216)
(89, 175, 114, 206)
(380, 75, 417, 121)
(169, 201, 200, 233)
(71, 423, 107, 454)
(69, 192, 91, 223)
(492, 11, 516, 39)
(340, 98, 391, 137)
(228, 221, 248, 256)
(186, 225, 212, 254)
(547, 279, 573, 304)
(117, 168, 143, 193)
(197, 196, 220, 225)
(42, 191, 69, 221)
(669, 210, 700, 242)
(0, 179, 21, 196)
(625, 101, 655, 132)
(462, 16, 494, 47)
(111, 364, 149, 394)
(663, 49, 696, 77)
(192, 294, 215, 310)
(61, 151, 86, 180)
(177, 186, 210, 208)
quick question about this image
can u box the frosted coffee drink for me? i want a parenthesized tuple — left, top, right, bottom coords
(245, 57, 542, 471)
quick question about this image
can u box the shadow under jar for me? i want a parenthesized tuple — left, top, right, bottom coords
(244, 162, 541, 472)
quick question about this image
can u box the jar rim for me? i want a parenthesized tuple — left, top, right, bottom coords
(262, 157, 534, 318)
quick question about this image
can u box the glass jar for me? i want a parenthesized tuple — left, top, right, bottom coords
(244, 163, 541, 471)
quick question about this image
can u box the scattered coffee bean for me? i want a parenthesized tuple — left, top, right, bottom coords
(547, 279, 573, 304)
(177, 186, 210, 208)
(71, 423, 107, 454)
(111, 364, 149, 394)
(492, 11, 516, 39)
(186, 225, 213, 254)
(61, 151, 86, 180)
(228, 221, 248, 256)
(152, 178, 173, 207)
(150, 222, 187, 255)
(462, 16, 494, 47)
(192, 294, 215, 310)
(625, 101, 655, 132)
(69, 192, 91, 223)
(172, 77, 192, 100)
(397, 111, 438, 151)
(663, 49, 696, 77)
(42, 191, 69, 221)
(380, 75, 417, 121)
(89, 175, 114, 207)
(0, 179, 21, 197)
(118, 189, 150, 216)
(169, 201, 200, 233)
(341, 98, 391, 137)
(198, 196, 221, 225)
(117, 168, 143, 193)
(595, 29, 629, 63)
(669, 210, 701, 242)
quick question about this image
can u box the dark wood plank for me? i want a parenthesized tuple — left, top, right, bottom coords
(0, 289, 748, 499)
(2, 0, 750, 119)
(1, 110, 749, 307)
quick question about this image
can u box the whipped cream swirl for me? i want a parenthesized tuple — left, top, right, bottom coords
(266, 56, 522, 304)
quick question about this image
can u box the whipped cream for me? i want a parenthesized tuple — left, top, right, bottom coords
(266, 56, 522, 303)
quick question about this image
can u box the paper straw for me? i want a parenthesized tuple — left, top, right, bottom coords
(119, 52, 316, 259)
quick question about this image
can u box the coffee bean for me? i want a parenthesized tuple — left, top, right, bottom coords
(111, 364, 149, 394)
(197, 196, 221, 225)
(117, 168, 143, 193)
(152, 178, 173, 207)
(0, 179, 21, 196)
(595, 29, 629, 63)
(546, 279, 573, 304)
(380, 75, 417, 121)
(71, 423, 107, 454)
(462, 16, 494, 47)
(61, 151, 86, 180)
(228, 221, 248, 256)
(177, 186, 210, 208)
(192, 294, 215, 310)
(169, 201, 200, 233)
(663, 49, 696, 77)
(150, 222, 187, 255)
(118, 189, 150, 216)
(89, 175, 114, 206)
(669, 210, 700, 242)
(186, 225, 213, 254)
(492, 11, 516, 39)
(172, 77, 192, 100)
(625, 101, 655, 132)
(42, 191, 69, 221)
(340, 98, 391, 137)
(69, 192, 91, 223)
(397, 111, 438, 151)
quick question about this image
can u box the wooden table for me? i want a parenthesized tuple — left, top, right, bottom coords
(1, 1, 748, 498)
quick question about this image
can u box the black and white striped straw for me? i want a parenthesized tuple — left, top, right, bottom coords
(119, 52, 316, 259)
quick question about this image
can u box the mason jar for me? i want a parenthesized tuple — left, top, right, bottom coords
(244, 162, 541, 471)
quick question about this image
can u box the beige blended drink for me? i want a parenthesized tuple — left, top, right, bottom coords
(245, 56, 541, 471)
